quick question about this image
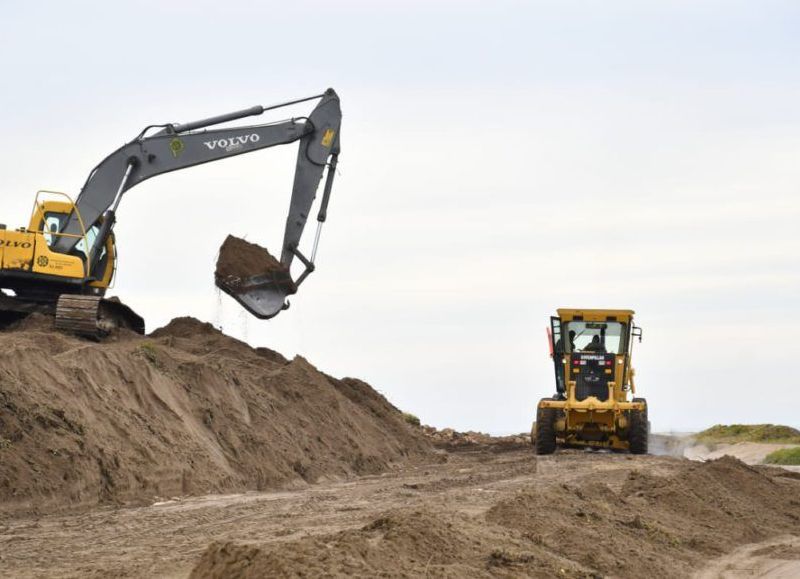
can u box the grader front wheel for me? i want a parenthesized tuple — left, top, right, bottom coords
(629, 397, 649, 454)
(534, 401, 557, 455)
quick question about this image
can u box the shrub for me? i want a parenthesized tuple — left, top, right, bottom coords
(695, 424, 800, 444)
(137, 342, 160, 366)
(764, 447, 800, 466)
(402, 412, 421, 427)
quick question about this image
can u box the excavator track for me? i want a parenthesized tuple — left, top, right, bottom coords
(55, 295, 105, 337)
(55, 295, 145, 338)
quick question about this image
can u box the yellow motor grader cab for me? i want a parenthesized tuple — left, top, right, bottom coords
(533, 308, 648, 454)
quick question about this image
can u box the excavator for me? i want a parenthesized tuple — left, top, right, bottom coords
(0, 89, 342, 337)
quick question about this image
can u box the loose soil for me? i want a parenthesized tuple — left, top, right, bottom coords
(1, 320, 799, 578)
(0, 316, 433, 516)
(189, 454, 800, 579)
(420, 425, 530, 451)
(1, 447, 798, 578)
(695, 535, 800, 578)
(214, 235, 295, 293)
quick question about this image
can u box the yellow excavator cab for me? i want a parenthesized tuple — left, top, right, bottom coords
(0, 193, 117, 285)
(0, 192, 132, 336)
(533, 308, 648, 454)
(25, 195, 117, 287)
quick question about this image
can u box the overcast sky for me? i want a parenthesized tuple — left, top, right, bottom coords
(1, 1, 798, 434)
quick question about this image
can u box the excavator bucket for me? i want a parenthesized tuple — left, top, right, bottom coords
(217, 273, 296, 320)
(213, 91, 340, 320)
(215, 236, 297, 319)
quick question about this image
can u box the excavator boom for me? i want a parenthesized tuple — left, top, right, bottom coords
(53, 89, 342, 319)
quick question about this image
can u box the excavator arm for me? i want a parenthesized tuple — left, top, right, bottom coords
(53, 89, 341, 319)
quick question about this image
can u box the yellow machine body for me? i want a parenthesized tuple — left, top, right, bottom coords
(0, 192, 116, 290)
(534, 308, 648, 453)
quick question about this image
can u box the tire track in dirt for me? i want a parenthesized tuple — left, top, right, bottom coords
(7, 449, 792, 578)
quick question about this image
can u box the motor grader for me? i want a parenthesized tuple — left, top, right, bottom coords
(532, 308, 648, 454)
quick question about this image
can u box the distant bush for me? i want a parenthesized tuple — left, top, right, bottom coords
(764, 447, 800, 466)
(695, 424, 800, 444)
(402, 412, 421, 427)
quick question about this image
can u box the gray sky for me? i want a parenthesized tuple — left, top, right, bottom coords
(1, 1, 798, 433)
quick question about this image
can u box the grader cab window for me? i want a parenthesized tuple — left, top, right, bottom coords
(566, 321, 626, 354)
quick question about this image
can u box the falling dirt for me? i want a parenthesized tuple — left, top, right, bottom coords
(214, 235, 296, 293)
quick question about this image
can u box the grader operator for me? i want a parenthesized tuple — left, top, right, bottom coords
(0, 89, 342, 337)
(533, 308, 648, 454)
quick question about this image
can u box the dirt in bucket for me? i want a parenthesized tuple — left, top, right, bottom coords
(214, 235, 296, 293)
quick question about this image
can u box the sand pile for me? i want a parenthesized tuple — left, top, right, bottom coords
(0, 317, 432, 514)
(215, 235, 296, 294)
(191, 510, 501, 579)
(190, 456, 800, 578)
(486, 455, 800, 577)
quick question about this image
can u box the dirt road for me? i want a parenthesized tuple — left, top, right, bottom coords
(696, 535, 800, 579)
(2, 446, 797, 578)
(1, 320, 798, 578)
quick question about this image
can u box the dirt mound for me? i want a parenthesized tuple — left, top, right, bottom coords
(0, 317, 433, 515)
(487, 456, 800, 577)
(191, 509, 573, 579)
(214, 235, 296, 293)
(150, 316, 223, 339)
(191, 456, 800, 578)
(2, 312, 55, 333)
(421, 425, 529, 451)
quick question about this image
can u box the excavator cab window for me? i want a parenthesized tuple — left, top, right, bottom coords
(41, 212, 109, 278)
(76, 225, 110, 279)
(42, 212, 66, 247)
(74, 226, 98, 259)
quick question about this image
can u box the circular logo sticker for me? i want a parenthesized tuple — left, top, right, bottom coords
(37, 255, 49, 267)
(169, 138, 185, 158)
